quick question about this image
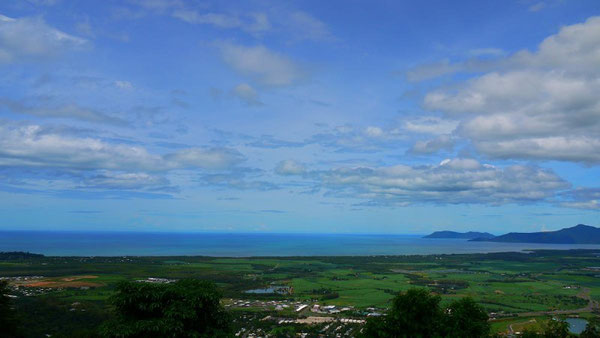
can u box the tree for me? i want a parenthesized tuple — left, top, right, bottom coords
(363, 288, 443, 337)
(362, 288, 489, 338)
(442, 297, 490, 337)
(100, 279, 231, 338)
(542, 318, 571, 338)
(580, 317, 600, 338)
(0, 280, 21, 337)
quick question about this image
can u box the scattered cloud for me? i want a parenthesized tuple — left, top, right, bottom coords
(280, 158, 570, 206)
(172, 10, 270, 35)
(231, 83, 263, 106)
(406, 59, 461, 82)
(402, 117, 459, 135)
(421, 16, 600, 164)
(285, 11, 334, 42)
(246, 135, 305, 148)
(307, 125, 406, 152)
(218, 42, 304, 86)
(0, 123, 243, 172)
(559, 188, 600, 210)
(199, 169, 278, 191)
(409, 134, 455, 154)
(82, 171, 173, 190)
(114, 80, 133, 90)
(529, 2, 546, 12)
(0, 97, 129, 126)
(275, 160, 307, 175)
(0, 14, 87, 63)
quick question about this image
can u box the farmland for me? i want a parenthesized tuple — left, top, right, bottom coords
(1, 250, 599, 336)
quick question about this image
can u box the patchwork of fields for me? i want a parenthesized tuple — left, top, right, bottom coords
(1, 249, 599, 335)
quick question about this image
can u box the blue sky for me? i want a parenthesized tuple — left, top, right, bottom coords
(1, 0, 599, 234)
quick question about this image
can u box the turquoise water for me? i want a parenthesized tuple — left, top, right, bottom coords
(1, 231, 600, 256)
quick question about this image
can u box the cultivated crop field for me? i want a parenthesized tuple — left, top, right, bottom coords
(1, 249, 599, 336)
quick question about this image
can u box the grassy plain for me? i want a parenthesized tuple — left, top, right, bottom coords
(1, 249, 599, 336)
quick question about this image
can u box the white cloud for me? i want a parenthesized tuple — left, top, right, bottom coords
(172, 10, 239, 27)
(163, 147, 244, 170)
(409, 135, 455, 154)
(403, 117, 459, 135)
(308, 125, 406, 152)
(218, 42, 303, 86)
(529, 2, 546, 12)
(0, 123, 243, 172)
(84, 171, 171, 190)
(275, 160, 306, 175)
(286, 158, 569, 206)
(231, 83, 262, 106)
(0, 14, 87, 63)
(286, 11, 334, 42)
(421, 16, 600, 164)
(114, 80, 133, 90)
(172, 10, 270, 34)
(559, 188, 600, 210)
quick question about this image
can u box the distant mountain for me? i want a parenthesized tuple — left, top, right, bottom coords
(470, 224, 600, 244)
(423, 231, 496, 239)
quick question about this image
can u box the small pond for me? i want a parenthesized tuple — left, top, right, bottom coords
(244, 286, 290, 294)
(566, 318, 588, 334)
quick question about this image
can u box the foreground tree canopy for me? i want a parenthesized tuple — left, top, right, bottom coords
(100, 279, 231, 338)
(0, 280, 21, 337)
(362, 288, 490, 338)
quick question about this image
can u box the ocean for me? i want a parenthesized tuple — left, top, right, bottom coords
(1, 231, 600, 256)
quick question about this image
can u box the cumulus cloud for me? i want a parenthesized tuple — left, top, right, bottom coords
(218, 42, 303, 86)
(421, 16, 600, 164)
(0, 123, 243, 172)
(0, 14, 87, 63)
(559, 188, 600, 210)
(231, 83, 263, 106)
(282, 158, 569, 206)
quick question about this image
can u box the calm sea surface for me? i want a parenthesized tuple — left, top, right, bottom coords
(1, 231, 600, 257)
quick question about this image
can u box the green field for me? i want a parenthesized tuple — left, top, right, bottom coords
(1, 249, 599, 336)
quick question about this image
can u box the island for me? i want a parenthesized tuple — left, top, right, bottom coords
(470, 224, 600, 244)
(423, 231, 495, 239)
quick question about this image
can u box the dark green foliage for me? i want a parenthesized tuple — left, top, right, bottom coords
(542, 318, 571, 338)
(0, 252, 44, 260)
(14, 295, 106, 338)
(100, 279, 231, 338)
(443, 297, 490, 337)
(521, 329, 541, 338)
(363, 288, 490, 338)
(363, 288, 444, 337)
(0, 280, 21, 337)
(581, 317, 600, 338)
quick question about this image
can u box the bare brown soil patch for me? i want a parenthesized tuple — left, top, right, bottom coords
(19, 275, 102, 288)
